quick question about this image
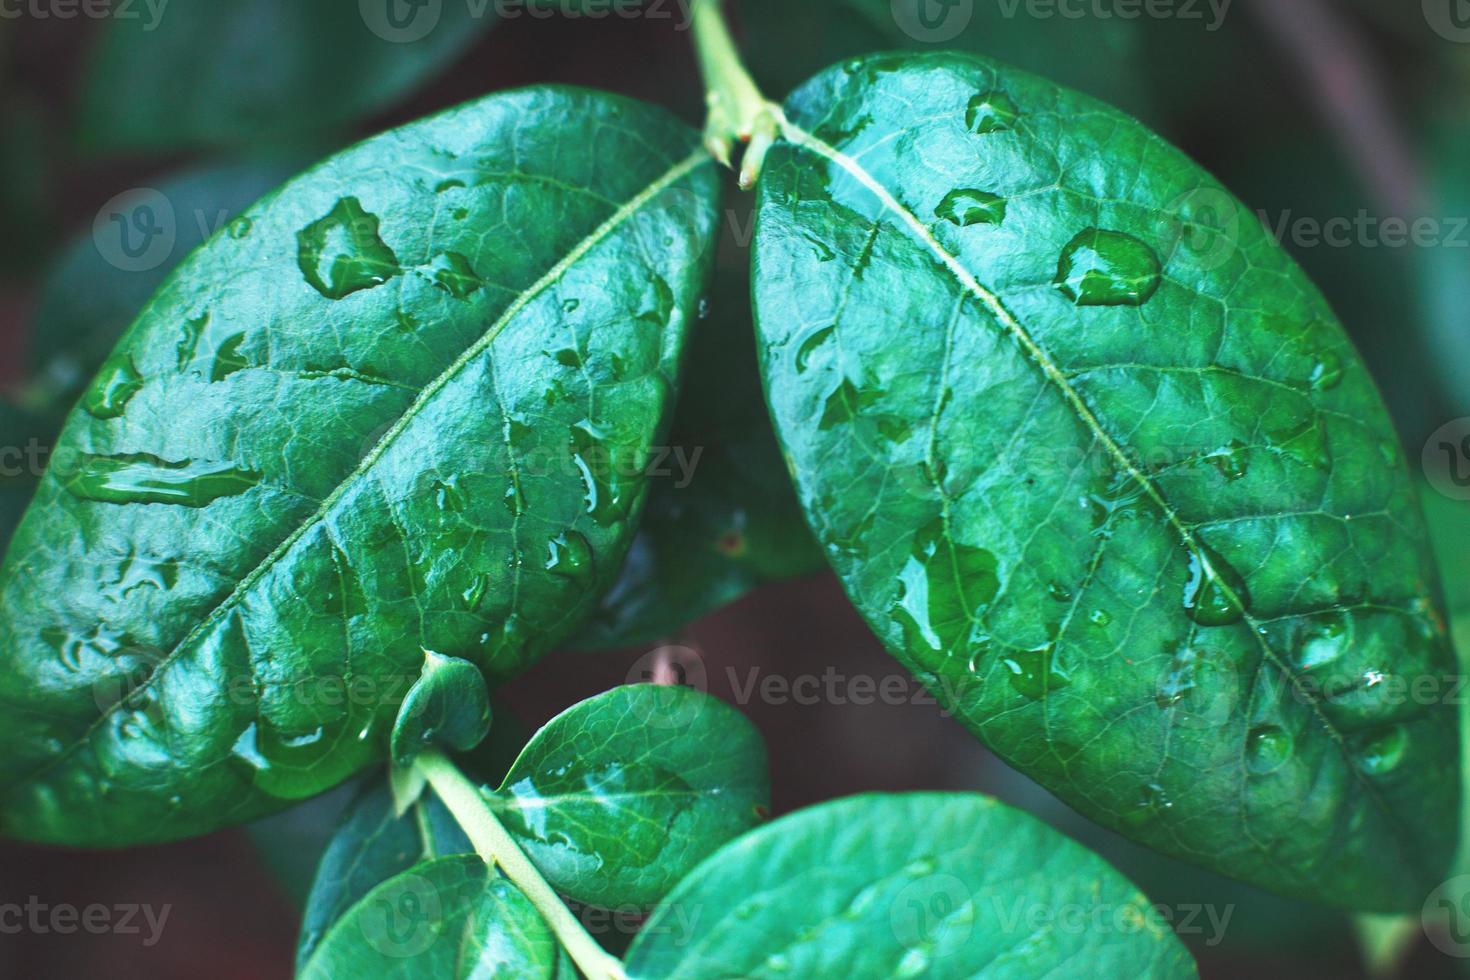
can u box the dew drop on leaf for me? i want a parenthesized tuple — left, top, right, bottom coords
(1002, 645, 1070, 700)
(965, 90, 1020, 134)
(428, 251, 483, 299)
(296, 196, 400, 300)
(64, 453, 262, 507)
(82, 354, 143, 420)
(226, 215, 253, 240)
(890, 518, 999, 663)
(794, 324, 835, 374)
(1181, 544, 1249, 626)
(1309, 350, 1343, 391)
(1296, 614, 1349, 670)
(1357, 726, 1407, 774)
(1155, 646, 1202, 708)
(934, 188, 1006, 227)
(545, 530, 594, 583)
(1055, 228, 1162, 307)
(210, 333, 249, 382)
(1246, 725, 1292, 773)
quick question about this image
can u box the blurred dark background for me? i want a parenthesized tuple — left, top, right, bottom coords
(2, 1, 1470, 977)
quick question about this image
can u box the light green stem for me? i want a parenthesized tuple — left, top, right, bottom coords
(416, 752, 628, 980)
(689, 0, 781, 188)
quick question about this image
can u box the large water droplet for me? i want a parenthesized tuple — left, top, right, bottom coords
(64, 453, 262, 507)
(428, 251, 482, 299)
(1296, 614, 1349, 670)
(296, 197, 400, 300)
(1055, 228, 1162, 307)
(795, 325, 835, 374)
(1246, 725, 1292, 773)
(1002, 645, 1070, 700)
(571, 423, 628, 528)
(1182, 544, 1249, 626)
(232, 708, 375, 800)
(935, 188, 1006, 227)
(1357, 726, 1407, 773)
(965, 90, 1020, 134)
(82, 354, 143, 420)
(545, 530, 593, 584)
(890, 518, 999, 663)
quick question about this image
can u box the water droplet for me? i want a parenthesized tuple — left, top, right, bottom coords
(1156, 646, 1202, 708)
(82, 354, 143, 419)
(635, 274, 674, 328)
(1267, 414, 1331, 471)
(1296, 614, 1349, 670)
(226, 215, 253, 240)
(428, 251, 482, 299)
(503, 483, 526, 517)
(1309, 351, 1343, 391)
(890, 518, 999, 663)
(210, 333, 249, 382)
(462, 573, 489, 612)
(41, 623, 126, 671)
(1055, 228, 1162, 307)
(571, 423, 628, 527)
(1047, 581, 1073, 602)
(1138, 782, 1173, 816)
(1182, 544, 1249, 626)
(431, 477, 464, 513)
(1201, 440, 1249, 481)
(1357, 726, 1407, 774)
(795, 325, 835, 374)
(232, 709, 376, 800)
(1088, 608, 1112, 627)
(1246, 725, 1292, 773)
(965, 90, 1020, 134)
(935, 188, 1006, 227)
(562, 298, 581, 314)
(64, 453, 262, 507)
(434, 178, 466, 193)
(296, 197, 400, 300)
(176, 313, 209, 371)
(1002, 645, 1070, 700)
(545, 530, 594, 583)
(896, 949, 931, 978)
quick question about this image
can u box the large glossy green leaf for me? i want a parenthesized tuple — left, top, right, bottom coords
(572, 269, 823, 648)
(488, 684, 770, 908)
(299, 854, 571, 979)
(79, 0, 494, 154)
(0, 87, 720, 846)
(624, 792, 1197, 978)
(752, 52, 1457, 910)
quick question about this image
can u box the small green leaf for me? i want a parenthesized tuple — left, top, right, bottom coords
(623, 792, 1197, 978)
(573, 270, 823, 648)
(752, 52, 1457, 910)
(79, 0, 495, 154)
(488, 685, 770, 908)
(391, 651, 493, 767)
(299, 855, 567, 980)
(0, 87, 720, 846)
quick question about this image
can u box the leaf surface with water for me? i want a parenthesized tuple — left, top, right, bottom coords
(0, 87, 720, 845)
(752, 52, 1457, 910)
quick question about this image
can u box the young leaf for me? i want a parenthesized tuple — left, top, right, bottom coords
(79, 0, 495, 154)
(391, 651, 493, 767)
(487, 685, 770, 908)
(752, 52, 1457, 910)
(623, 792, 1197, 978)
(299, 854, 571, 979)
(573, 270, 823, 648)
(0, 87, 720, 846)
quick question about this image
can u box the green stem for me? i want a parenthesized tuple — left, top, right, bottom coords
(416, 752, 628, 980)
(689, 0, 780, 188)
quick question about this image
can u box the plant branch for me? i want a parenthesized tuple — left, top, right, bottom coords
(690, 0, 780, 188)
(416, 752, 627, 980)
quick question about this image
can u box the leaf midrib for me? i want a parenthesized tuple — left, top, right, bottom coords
(773, 115, 1415, 869)
(5, 149, 709, 797)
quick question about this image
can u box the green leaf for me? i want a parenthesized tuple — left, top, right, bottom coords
(740, 0, 1155, 124)
(79, 0, 495, 154)
(0, 87, 720, 846)
(488, 684, 770, 908)
(572, 267, 823, 648)
(624, 792, 1197, 978)
(391, 651, 493, 767)
(30, 159, 305, 412)
(752, 52, 1457, 910)
(299, 854, 570, 980)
